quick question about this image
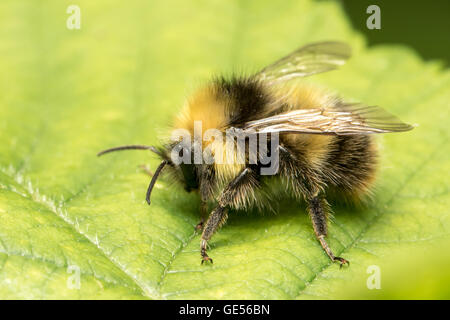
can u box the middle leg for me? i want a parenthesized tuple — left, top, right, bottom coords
(195, 201, 208, 231)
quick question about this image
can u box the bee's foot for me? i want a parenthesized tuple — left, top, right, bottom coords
(195, 221, 204, 231)
(334, 256, 350, 268)
(138, 164, 153, 176)
(201, 254, 213, 265)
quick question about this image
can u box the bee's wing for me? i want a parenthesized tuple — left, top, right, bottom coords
(255, 42, 351, 84)
(243, 103, 414, 135)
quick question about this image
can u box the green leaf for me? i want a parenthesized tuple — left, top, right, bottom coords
(0, 0, 449, 299)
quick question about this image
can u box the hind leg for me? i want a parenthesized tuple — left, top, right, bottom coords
(308, 196, 349, 267)
(278, 144, 349, 267)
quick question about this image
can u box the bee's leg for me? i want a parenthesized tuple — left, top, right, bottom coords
(200, 205, 228, 264)
(197, 165, 215, 231)
(308, 196, 349, 267)
(195, 201, 207, 231)
(200, 168, 252, 264)
(138, 164, 153, 176)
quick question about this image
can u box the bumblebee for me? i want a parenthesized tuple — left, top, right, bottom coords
(98, 42, 413, 266)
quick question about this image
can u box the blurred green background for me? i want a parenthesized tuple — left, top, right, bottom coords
(342, 0, 450, 65)
(0, 0, 448, 299)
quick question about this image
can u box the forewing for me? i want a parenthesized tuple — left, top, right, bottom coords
(243, 103, 414, 135)
(256, 42, 351, 84)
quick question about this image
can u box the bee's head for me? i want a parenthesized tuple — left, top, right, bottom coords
(97, 143, 198, 205)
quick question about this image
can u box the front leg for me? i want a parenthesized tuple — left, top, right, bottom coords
(138, 164, 153, 176)
(200, 168, 252, 264)
(196, 165, 215, 232)
(201, 205, 227, 264)
(308, 196, 349, 267)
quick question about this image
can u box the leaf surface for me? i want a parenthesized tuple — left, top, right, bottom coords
(0, 0, 449, 299)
